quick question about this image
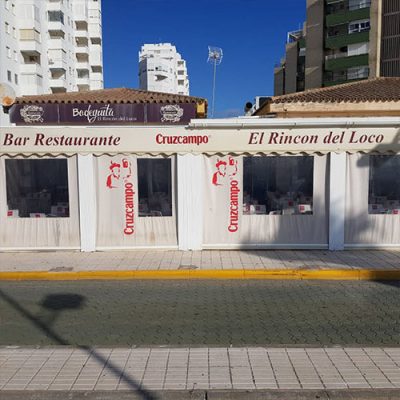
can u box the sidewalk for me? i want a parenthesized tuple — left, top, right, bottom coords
(1, 249, 400, 280)
(2, 252, 400, 398)
(1, 347, 400, 392)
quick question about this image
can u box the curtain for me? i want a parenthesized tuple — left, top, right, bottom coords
(0, 155, 80, 248)
(95, 154, 177, 248)
(203, 154, 328, 246)
(345, 153, 400, 245)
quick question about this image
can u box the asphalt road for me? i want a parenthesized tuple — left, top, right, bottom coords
(0, 280, 399, 346)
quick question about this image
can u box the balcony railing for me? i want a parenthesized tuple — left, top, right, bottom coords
(49, 77, 67, 88)
(325, 52, 348, 60)
(326, 0, 371, 14)
(324, 67, 369, 83)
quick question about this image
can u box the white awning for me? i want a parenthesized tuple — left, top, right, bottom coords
(1, 117, 400, 156)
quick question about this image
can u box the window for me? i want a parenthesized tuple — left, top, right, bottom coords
(6, 159, 70, 218)
(5, 0, 10, 10)
(368, 155, 400, 214)
(349, 0, 371, 10)
(48, 10, 64, 24)
(14, 74, 18, 84)
(6, 46, 11, 58)
(349, 19, 370, 34)
(138, 159, 172, 217)
(14, 50, 17, 61)
(5, 22, 9, 34)
(11, 2, 15, 15)
(7, 70, 12, 82)
(243, 156, 314, 215)
(347, 42, 369, 56)
(12, 27, 16, 38)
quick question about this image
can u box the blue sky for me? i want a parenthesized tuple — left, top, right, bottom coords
(102, 0, 306, 117)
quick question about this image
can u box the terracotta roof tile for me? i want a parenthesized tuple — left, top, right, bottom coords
(255, 78, 400, 114)
(16, 87, 206, 104)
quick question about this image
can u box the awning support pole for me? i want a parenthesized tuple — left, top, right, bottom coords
(329, 152, 346, 250)
(78, 154, 96, 252)
(177, 154, 203, 250)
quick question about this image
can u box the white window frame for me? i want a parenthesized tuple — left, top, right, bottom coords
(349, 19, 370, 34)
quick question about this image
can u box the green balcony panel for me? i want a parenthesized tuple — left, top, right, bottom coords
(325, 31, 370, 49)
(326, 7, 370, 27)
(325, 53, 369, 71)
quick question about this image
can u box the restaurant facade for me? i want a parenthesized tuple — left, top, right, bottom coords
(1, 80, 400, 252)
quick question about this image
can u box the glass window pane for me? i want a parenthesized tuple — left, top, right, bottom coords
(368, 155, 400, 214)
(243, 156, 314, 215)
(6, 159, 70, 218)
(138, 158, 172, 217)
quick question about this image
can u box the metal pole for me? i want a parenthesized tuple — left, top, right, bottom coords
(211, 59, 217, 118)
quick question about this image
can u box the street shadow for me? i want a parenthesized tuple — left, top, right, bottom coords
(0, 289, 158, 400)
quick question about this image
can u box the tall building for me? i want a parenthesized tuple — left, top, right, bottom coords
(139, 43, 189, 95)
(274, 0, 400, 95)
(0, 0, 103, 125)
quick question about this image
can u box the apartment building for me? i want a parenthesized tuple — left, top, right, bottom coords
(0, 0, 103, 125)
(274, 0, 400, 95)
(139, 43, 190, 95)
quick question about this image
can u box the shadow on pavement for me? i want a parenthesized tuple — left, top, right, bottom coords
(0, 289, 157, 400)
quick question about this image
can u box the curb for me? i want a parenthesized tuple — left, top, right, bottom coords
(1, 389, 400, 400)
(0, 269, 400, 280)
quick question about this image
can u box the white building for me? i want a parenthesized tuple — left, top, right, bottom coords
(0, 0, 103, 125)
(139, 43, 189, 96)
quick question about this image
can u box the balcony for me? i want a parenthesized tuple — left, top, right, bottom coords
(324, 67, 369, 86)
(48, 38, 64, 50)
(49, 77, 67, 89)
(88, 23, 102, 39)
(49, 57, 67, 71)
(47, 1, 66, 12)
(75, 45, 89, 56)
(325, 53, 369, 70)
(20, 40, 41, 56)
(326, 0, 371, 15)
(77, 82, 90, 92)
(326, 6, 370, 26)
(325, 30, 369, 49)
(75, 29, 88, 40)
(76, 76, 90, 86)
(90, 79, 103, 90)
(20, 63, 43, 75)
(47, 21, 64, 33)
(91, 72, 103, 81)
(89, 47, 102, 66)
(76, 60, 90, 70)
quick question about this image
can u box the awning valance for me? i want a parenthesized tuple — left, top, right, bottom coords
(1, 124, 400, 156)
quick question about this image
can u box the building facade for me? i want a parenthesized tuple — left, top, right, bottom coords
(0, 0, 103, 125)
(139, 43, 189, 96)
(274, 0, 400, 95)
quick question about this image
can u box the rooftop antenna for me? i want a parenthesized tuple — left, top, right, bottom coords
(207, 46, 223, 118)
